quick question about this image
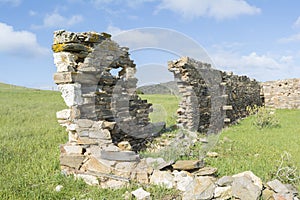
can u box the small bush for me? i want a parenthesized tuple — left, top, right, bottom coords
(247, 105, 280, 129)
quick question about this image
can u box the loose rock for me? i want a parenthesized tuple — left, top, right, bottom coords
(131, 188, 151, 200)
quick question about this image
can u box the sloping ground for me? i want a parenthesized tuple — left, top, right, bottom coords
(0, 83, 179, 199)
(206, 109, 300, 190)
(137, 81, 178, 95)
(0, 82, 299, 198)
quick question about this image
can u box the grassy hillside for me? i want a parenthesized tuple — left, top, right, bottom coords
(0, 84, 177, 199)
(0, 83, 299, 199)
(140, 94, 179, 127)
(206, 109, 300, 190)
(137, 81, 178, 95)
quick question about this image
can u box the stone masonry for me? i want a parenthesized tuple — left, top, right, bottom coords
(52, 31, 298, 197)
(53, 30, 168, 186)
(168, 57, 263, 134)
(261, 78, 300, 109)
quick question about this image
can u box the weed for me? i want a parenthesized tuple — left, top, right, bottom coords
(247, 105, 280, 129)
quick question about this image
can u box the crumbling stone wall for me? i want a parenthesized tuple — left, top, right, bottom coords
(261, 78, 300, 109)
(168, 57, 263, 133)
(53, 30, 165, 184)
(52, 30, 263, 187)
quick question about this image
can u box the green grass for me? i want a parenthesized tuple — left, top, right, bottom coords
(205, 109, 300, 189)
(140, 94, 179, 127)
(0, 84, 179, 199)
(141, 94, 300, 189)
(1, 85, 299, 198)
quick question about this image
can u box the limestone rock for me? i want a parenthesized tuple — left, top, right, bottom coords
(118, 141, 132, 151)
(273, 193, 294, 200)
(182, 176, 215, 200)
(267, 179, 290, 194)
(172, 160, 204, 170)
(114, 162, 137, 178)
(60, 155, 85, 169)
(232, 171, 262, 200)
(58, 83, 83, 107)
(214, 186, 232, 200)
(217, 176, 233, 187)
(194, 166, 218, 176)
(75, 174, 99, 186)
(76, 119, 94, 128)
(173, 170, 194, 192)
(100, 179, 128, 189)
(81, 157, 111, 174)
(89, 129, 111, 140)
(150, 170, 174, 189)
(103, 121, 116, 130)
(146, 157, 173, 170)
(56, 109, 71, 120)
(100, 151, 140, 162)
(55, 185, 63, 192)
(60, 145, 83, 155)
(262, 189, 275, 200)
(53, 52, 77, 72)
(131, 188, 151, 200)
(206, 151, 219, 158)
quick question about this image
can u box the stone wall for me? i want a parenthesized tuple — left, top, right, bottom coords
(261, 78, 300, 109)
(52, 30, 168, 184)
(168, 57, 263, 134)
(52, 30, 287, 190)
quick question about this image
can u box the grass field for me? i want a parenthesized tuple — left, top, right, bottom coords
(140, 94, 179, 127)
(0, 83, 299, 199)
(0, 84, 178, 199)
(205, 109, 300, 190)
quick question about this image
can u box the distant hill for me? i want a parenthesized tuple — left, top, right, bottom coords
(137, 81, 179, 95)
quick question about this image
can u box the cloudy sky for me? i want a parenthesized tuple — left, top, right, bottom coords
(1, 0, 300, 89)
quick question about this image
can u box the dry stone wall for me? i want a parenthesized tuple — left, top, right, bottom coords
(52, 30, 168, 185)
(261, 78, 300, 109)
(168, 57, 263, 134)
(52, 31, 298, 197)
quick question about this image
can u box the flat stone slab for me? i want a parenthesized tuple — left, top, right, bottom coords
(193, 166, 217, 176)
(100, 150, 140, 162)
(267, 179, 290, 194)
(172, 160, 204, 170)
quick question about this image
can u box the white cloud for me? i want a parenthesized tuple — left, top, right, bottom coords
(109, 26, 160, 48)
(0, 0, 21, 6)
(91, 0, 155, 8)
(293, 16, 300, 28)
(157, 0, 260, 20)
(107, 25, 123, 35)
(278, 33, 300, 43)
(209, 46, 298, 81)
(0, 22, 49, 57)
(29, 10, 37, 16)
(32, 12, 83, 29)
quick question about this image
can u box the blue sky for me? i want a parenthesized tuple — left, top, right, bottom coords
(1, 0, 300, 89)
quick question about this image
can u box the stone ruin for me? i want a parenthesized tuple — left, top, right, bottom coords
(262, 78, 300, 109)
(168, 57, 262, 134)
(52, 30, 299, 198)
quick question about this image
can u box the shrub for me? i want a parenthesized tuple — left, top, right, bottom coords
(246, 105, 280, 129)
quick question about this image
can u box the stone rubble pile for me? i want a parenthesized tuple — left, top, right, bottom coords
(168, 57, 263, 133)
(261, 79, 300, 109)
(128, 168, 299, 200)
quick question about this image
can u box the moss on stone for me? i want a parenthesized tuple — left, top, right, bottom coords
(52, 43, 66, 53)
